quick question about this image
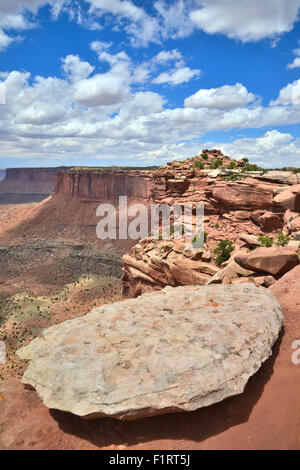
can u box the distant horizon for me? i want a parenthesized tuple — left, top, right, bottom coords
(1, 1, 300, 169)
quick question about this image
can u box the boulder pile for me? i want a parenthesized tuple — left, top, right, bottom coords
(122, 150, 300, 296)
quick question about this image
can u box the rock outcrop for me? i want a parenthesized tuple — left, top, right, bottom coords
(274, 184, 300, 212)
(121, 150, 300, 296)
(234, 246, 299, 276)
(0, 168, 67, 194)
(18, 283, 283, 420)
(122, 238, 218, 298)
(212, 181, 275, 210)
(53, 169, 153, 201)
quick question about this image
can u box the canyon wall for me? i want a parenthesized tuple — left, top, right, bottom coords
(52, 169, 153, 201)
(0, 168, 67, 194)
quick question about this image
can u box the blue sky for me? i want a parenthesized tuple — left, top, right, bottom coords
(1, 0, 300, 168)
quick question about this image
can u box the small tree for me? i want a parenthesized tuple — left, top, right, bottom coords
(214, 240, 234, 266)
(276, 232, 290, 247)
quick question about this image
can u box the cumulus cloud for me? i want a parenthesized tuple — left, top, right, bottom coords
(190, 0, 300, 43)
(288, 57, 300, 69)
(73, 74, 126, 106)
(153, 66, 201, 85)
(2, 49, 300, 167)
(271, 78, 300, 106)
(1, 0, 300, 54)
(62, 55, 95, 83)
(184, 83, 257, 109)
(153, 49, 183, 64)
(287, 46, 300, 69)
(0, 0, 69, 50)
(86, 0, 159, 47)
(154, 0, 195, 39)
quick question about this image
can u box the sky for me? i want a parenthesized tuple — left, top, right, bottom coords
(1, 1, 300, 168)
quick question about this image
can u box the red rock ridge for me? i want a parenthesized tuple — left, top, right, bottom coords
(0, 168, 67, 194)
(53, 169, 153, 201)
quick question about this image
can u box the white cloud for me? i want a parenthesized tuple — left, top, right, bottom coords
(153, 66, 201, 85)
(87, 0, 159, 47)
(287, 57, 300, 69)
(154, 0, 195, 39)
(153, 49, 183, 64)
(2, 50, 300, 167)
(190, 0, 300, 43)
(0, 1, 68, 50)
(1, 0, 300, 55)
(90, 40, 112, 56)
(73, 72, 127, 107)
(0, 29, 14, 51)
(287, 46, 300, 68)
(271, 78, 300, 106)
(184, 83, 257, 109)
(62, 55, 95, 83)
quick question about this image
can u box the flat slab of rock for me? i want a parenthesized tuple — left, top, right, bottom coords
(235, 246, 299, 276)
(17, 284, 283, 420)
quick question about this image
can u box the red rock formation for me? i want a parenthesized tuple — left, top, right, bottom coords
(121, 149, 300, 297)
(212, 180, 275, 210)
(0, 168, 66, 194)
(53, 169, 153, 201)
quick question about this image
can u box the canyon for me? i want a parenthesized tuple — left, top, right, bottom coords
(0, 149, 300, 449)
(0, 167, 68, 196)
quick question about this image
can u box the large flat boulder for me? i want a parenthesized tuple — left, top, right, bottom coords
(234, 246, 299, 276)
(212, 182, 274, 210)
(17, 284, 283, 420)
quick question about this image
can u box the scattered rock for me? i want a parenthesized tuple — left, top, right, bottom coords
(257, 211, 283, 231)
(239, 234, 262, 248)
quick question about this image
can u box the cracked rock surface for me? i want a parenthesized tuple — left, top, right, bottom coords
(17, 283, 283, 420)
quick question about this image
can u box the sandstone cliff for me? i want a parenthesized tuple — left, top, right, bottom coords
(53, 169, 153, 201)
(0, 167, 67, 194)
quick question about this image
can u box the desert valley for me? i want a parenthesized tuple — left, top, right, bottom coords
(0, 149, 300, 450)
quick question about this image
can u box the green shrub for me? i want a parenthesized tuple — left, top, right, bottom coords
(242, 164, 260, 172)
(292, 168, 300, 174)
(212, 159, 223, 168)
(242, 157, 249, 163)
(202, 152, 208, 160)
(214, 240, 234, 266)
(194, 160, 204, 169)
(227, 161, 236, 169)
(258, 235, 274, 247)
(227, 174, 241, 181)
(275, 232, 290, 247)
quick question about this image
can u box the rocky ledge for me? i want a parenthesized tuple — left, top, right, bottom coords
(17, 283, 283, 420)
